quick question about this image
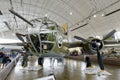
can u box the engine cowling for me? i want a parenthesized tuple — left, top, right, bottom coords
(89, 39, 104, 51)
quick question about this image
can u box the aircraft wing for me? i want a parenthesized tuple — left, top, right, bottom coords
(104, 44, 120, 48)
(65, 41, 83, 48)
(103, 40, 120, 48)
(103, 40, 119, 44)
(0, 40, 55, 47)
(0, 42, 26, 46)
(66, 40, 120, 48)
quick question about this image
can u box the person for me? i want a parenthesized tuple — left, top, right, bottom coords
(11, 50, 17, 58)
(21, 52, 28, 67)
(0, 52, 5, 68)
(6, 57, 11, 65)
(0, 52, 5, 62)
(2, 56, 12, 68)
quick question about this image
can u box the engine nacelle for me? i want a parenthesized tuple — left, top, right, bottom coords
(89, 39, 104, 51)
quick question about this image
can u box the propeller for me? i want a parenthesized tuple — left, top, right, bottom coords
(74, 29, 117, 50)
(96, 46, 105, 70)
(74, 36, 105, 70)
(0, 10, 3, 15)
(74, 29, 117, 71)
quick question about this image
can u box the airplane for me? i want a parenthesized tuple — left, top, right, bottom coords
(71, 29, 120, 74)
(1, 9, 118, 74)
(0, 9, 67, 67)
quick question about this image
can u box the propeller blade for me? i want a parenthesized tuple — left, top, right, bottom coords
(96, 49, 105, 70)
(16, 33, 25, 43)
(102, 29, 116, 41)
(74, 36, 88, 42)
(0, 10, 3, 15)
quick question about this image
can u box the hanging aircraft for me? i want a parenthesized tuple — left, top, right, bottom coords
(72, 29, 120, 74)
(0, 9, 67, 67)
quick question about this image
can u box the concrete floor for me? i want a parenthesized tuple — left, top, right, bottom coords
(6, 56, 120, 80)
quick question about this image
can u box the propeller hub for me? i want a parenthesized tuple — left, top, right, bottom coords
(90, 39, 103, 51)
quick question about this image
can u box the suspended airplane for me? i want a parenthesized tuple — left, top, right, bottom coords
(72, 29, 119, 74)
(0, 9, 67, 67)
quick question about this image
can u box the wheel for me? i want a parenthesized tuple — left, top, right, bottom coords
(38, 57, 44, 66)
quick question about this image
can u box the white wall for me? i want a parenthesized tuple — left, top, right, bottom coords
(114, 31, 120, 40)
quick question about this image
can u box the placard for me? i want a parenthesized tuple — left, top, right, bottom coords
(34, 75, 55, 80)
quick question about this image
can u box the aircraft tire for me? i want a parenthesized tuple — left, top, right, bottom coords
(38, 57, 43, 66)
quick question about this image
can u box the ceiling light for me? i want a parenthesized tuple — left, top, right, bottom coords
(93, 15, 97, 17)
(101, 14, 105, 16)
(45, 14, 48, 17)
(69, 12, 73, 15)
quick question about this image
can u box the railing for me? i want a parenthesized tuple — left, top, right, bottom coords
(0, 54, 20, 80)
